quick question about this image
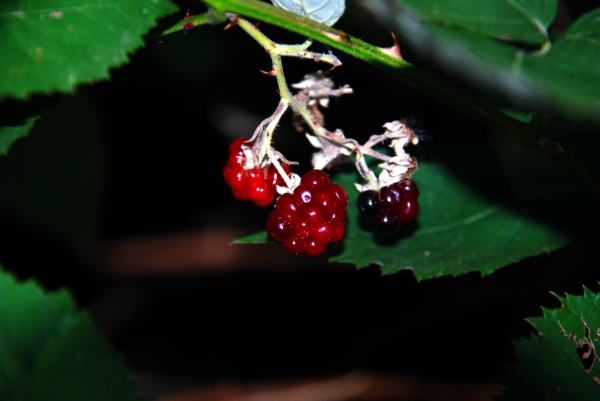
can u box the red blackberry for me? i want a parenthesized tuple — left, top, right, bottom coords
(223, 137, 290, 206)
(266, 169, 348, 255)
(358, 180, 420, 233)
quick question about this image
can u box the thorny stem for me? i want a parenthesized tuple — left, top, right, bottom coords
(234, 15, 413, 188)
(205, 0, 529, 138)
(167, 2, 600, 198)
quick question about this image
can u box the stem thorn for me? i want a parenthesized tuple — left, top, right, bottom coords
(260, 69, 277, 76)
(380, 32, 403, 60)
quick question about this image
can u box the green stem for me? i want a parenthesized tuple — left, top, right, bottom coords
(160, 8, 227, 36)
(237, 16, 346, 169)
(202, 0, 600, 198)
(202, 0, 528, 139)
(162, 14, 206, 35)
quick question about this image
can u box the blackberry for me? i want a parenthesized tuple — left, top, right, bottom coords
(223, 137, 290, 206)
(266, 169, 348, 255)
(358, 180, 421, 233)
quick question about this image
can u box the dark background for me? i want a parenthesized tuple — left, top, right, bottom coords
(1, 0, 599, 397)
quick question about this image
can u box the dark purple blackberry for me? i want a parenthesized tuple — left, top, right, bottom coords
(357, 190, 379, 217)
(397, 180, 419, 199)
(373, 209, 399, 233)
(379, 185, 403, 210)
(360, 180, 421, 233)
(398, 196, 420, 222)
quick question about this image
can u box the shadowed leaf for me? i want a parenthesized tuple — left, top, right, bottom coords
(0, 0, 177, 98)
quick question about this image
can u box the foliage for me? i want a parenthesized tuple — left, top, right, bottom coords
(1, 0, 600, 399)
(0, 0, 177, 98)
(0, 117, 37, 155)
(497, 286, 600, 400)
(0, 266, 136, 400)
(238, 143, 589, 279)
(228, 0, 599, 280)
(366, 0, 600, 122)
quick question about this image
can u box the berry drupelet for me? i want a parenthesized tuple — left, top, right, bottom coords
(266, 169, 348, 255)
(223, 137, 290, 206)
(357, 180, 420, 233)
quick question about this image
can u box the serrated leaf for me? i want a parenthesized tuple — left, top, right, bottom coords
(272, 0, 345, 26)
(364, 1, 600, 121)
(0, 116, 37, 155)
(0, 266, 136, 400)
(236, 143, 593, 279)
(0, 0, 178, 99)
(497, 287, 600, 400)
(333, 144, 591, 278)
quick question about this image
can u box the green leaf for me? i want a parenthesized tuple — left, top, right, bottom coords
(0, 94, 105, 255)
(333, 144, 590, 278)
(365, 2, 600, 121)
(0, 0, 178, 99)
(237, 143, 593, 279)
(0, 116, 38, 155)
(202, 0, 531, 140)
(0, 266, 136, 400)
(397, 0, 555, 44)
(497, 286, 600, 400)
(234, 231, 271, 244)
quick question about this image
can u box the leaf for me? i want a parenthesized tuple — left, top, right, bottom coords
(497, 286, 600, 400)
(364, 1, 600, 122)
(395, 0, 556, 44)
(202, 0, 531, 142)
(0, 116, 38, 155)
(0, 0, 178, 99)
(236, 143, 593, 279)
(0, 94, 105, 253)
(234, 231, 272, 244)
(272, 0, 345, 26)
(0, 266, 136, 400)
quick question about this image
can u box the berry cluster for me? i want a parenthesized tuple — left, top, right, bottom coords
(222, 137, 290, 206)
(357, 180, 420, 233)
(266, 170, 348, 255)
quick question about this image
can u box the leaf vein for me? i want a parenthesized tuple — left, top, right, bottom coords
(415, 205, 502, 236)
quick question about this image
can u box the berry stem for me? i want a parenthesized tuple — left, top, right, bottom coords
(234, 15, 342, 166)
(355, 153, 380, 189)
(250, 99, 289, 165)
(267, 148, 295, 188)
(232, 14, 419, 191)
